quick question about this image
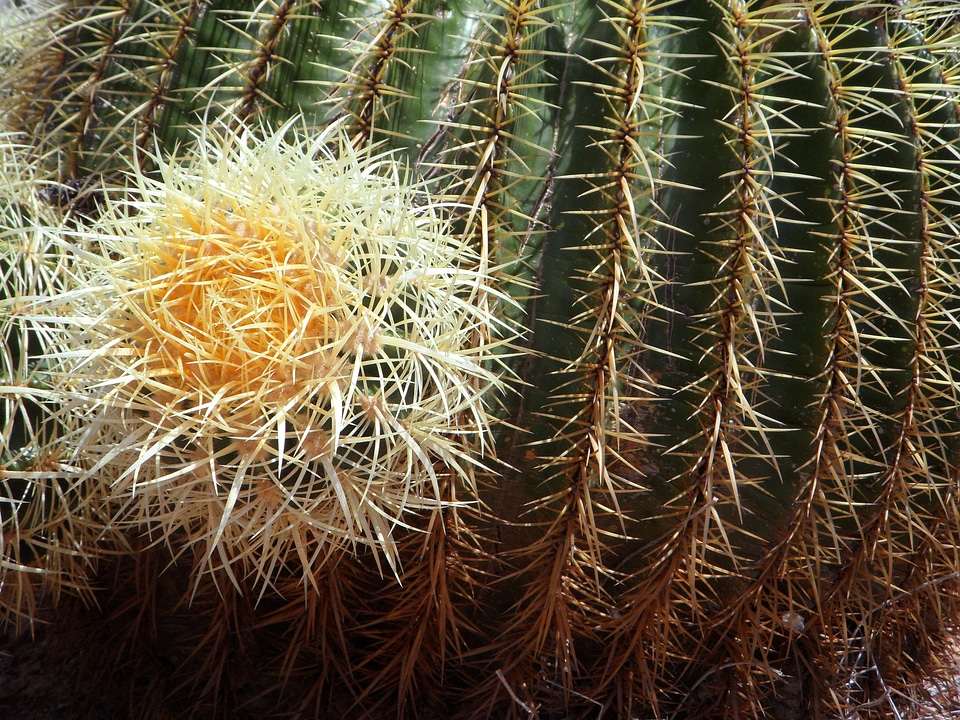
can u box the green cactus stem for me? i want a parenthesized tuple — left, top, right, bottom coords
(2, 1, 960, 718)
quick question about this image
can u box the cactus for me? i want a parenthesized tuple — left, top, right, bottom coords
(3, 1, 960, 718)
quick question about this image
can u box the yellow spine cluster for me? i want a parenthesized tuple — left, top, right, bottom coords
(4, 119, 510, 595)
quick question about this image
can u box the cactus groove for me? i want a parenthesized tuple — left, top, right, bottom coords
(3, 1, 960, 718)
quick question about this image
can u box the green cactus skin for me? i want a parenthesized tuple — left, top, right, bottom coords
(4, 1, 960, 718)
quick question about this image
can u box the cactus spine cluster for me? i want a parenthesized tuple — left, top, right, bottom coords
(3, 1, 960, 718)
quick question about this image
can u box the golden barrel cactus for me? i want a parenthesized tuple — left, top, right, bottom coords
(2, 1, 960, 718)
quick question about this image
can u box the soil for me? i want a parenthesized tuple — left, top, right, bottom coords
(3, 615, 960, 720)
(0, 621, 123, 720)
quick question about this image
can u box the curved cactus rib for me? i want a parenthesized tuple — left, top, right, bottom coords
(53, 0, 195, 178)
(303, 0, 480, 159)
(813, 15, 960, 707)
(324, 2, 567, 710)
(57, 0, 136, 177)
(672, 0, 795, 561)
(656, 5, 808, 707)
(465, 0, 692, 712)
(415, 1, 580, 711)
(225, 0, 298, 124)
(131, 0, 203, 157)
(0, 0, 201, 179)
(170, 0, 297, 126)
(585, 3, 822, 712)
(774, 10, 924, 714)
(322, 0, 425, 148)
(658, 6, 960, 717)
(447, 0, 560, 272)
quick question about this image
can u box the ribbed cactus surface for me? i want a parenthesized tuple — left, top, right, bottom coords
(3, 1, 960, 718)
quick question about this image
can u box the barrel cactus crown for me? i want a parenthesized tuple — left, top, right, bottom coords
(2, 1, 960, 718)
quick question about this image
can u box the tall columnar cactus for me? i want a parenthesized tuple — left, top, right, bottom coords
(3, 1, 960, 718)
